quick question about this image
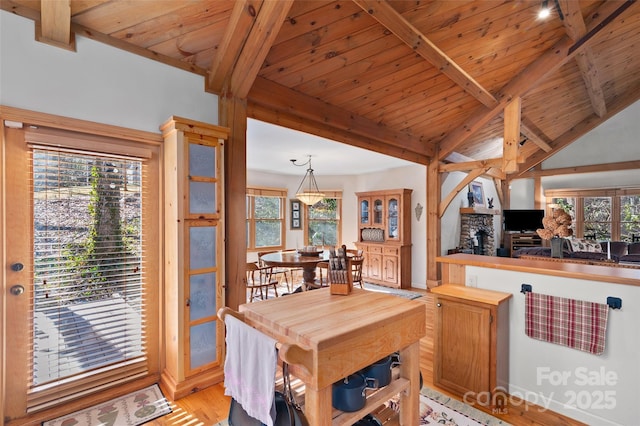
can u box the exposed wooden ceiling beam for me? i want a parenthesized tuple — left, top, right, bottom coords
(520, 118, 553, 152)
(0, 0, 207, 76)
(249, 76, 433, 159)
(559, 0, 607, 117)
(439, 158, 502, 172)
(230, 0, 294, 98)
(36, 0, 75, 51)
(248, 102, 429, 165)
(352, 0, 497, 109)
(207, 0, 263, 94)
(514, 86, 640, 177)
(503, 98, 521, 172)
(517, 160, 640, 179)
(438, 167, 488, 217)
(437, 0, 635, 161)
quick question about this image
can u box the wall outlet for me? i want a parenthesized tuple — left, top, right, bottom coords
(467, 275, 478, 287)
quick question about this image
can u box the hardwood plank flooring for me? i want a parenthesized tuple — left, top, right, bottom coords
(149, 290, 585, 426)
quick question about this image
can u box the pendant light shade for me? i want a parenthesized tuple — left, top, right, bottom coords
(291, 156, 324, 206)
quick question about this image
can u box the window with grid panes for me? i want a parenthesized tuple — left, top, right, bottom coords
(246, 187, 286, 250)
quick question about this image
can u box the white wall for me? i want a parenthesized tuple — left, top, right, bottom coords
(509, 100, 640, 207)
(441, 173, 503, 253)
(0, 11, 218, 131)
(469, 266, 640, 426)
(248, 163, 429, 288)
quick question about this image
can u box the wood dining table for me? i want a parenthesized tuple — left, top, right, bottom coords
(239, 287, 426, 425)
(260, 250, 330, 289)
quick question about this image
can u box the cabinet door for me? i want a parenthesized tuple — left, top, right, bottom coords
(386, 196, 400, 240)
(435, 297, 491, 396)
(359, 197, 371, 226)
(382, 255, 398, 285)
(372, 197, 384, 227)
(184, 139, 224, 377)
(368, 253, 383, 281)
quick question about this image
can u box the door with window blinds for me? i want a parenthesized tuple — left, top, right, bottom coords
(2, 123, 161, 420)
(161, 117, 228, 399)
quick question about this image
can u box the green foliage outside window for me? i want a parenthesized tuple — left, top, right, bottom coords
(308, 198, 338, 246)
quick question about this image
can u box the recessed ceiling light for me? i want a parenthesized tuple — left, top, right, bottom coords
(538, 0, 551, 19)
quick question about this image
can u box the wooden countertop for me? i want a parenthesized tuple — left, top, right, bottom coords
(239, 287, 425, 389)
(239, 287, 426, 425)
(437, 254, 640, 287)
(431, 284, 512, 305)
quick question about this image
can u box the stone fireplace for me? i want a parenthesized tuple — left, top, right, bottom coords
(459, 212, 497, 256)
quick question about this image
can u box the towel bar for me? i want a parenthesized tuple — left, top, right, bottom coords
(217, 307, 313, 375)
(519, 284, 622, 309)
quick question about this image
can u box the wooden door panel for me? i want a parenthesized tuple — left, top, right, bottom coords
(383, 256, 398, 284)
(3, 126, 32, 419)
(436, 298, 490, 396)
(368, 253, 383, 281)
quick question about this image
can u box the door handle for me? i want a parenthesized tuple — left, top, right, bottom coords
(10, 285, 25, 296)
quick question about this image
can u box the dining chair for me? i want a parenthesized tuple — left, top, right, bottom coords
(246, 262, 279, 302)
(258, 250, 293, 292)
(315, 261, 329, 287)
(350, 256, 365, 288)
(346, 248, 364, 257)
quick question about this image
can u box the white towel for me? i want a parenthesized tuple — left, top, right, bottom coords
(224, 315, 277, 426)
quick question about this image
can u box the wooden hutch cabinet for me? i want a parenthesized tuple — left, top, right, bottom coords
(355, 189, 412, 288)
(160, 117, 229, 399)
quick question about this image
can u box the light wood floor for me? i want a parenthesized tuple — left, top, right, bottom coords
(149, 291, 586, 426)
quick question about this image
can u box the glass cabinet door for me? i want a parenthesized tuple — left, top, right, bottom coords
(188, 142, 217, 217)
(360, 198, 370, 225)
(373, 198, 384, 226)
(187, 223, 219, 371)
(387, 197, 399, 239)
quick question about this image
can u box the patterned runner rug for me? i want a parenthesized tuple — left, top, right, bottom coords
(43, 384, 172, 426)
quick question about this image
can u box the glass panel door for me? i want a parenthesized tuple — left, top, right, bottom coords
(187, 223, 218, 370)
(360, 198, 370, 226)
(387, 197, 399, 239)
(373, 198, 383, 227)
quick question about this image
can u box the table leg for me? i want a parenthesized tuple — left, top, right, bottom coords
(301, 265, 317, 290)
(303, 385, 332, 426)
(399, 341, 420, 425)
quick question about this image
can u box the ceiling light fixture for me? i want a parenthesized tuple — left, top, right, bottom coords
(290, 155, 325, 206)
(538, 0, 551, 19)
(538, 0, 564, 20)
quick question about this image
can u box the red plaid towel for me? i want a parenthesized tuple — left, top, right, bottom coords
(525, 292, 609, 355)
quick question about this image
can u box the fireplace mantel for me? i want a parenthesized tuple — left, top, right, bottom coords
(460, 207, 501, 215)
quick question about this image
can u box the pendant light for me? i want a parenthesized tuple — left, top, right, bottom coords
(290, 156, 324, 206)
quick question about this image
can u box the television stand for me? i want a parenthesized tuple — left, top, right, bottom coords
(505, 232, 542, 257)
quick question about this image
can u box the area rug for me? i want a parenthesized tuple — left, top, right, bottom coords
(43, 384, 172, 426)
(213, 387, 510, 425)
(363, 282, 423, 300)
(387, 387, 512, 425)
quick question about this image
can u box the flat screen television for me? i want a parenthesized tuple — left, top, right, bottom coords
(503, 209, 544, 233)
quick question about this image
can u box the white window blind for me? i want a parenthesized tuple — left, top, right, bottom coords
(28, 148, 147, 410)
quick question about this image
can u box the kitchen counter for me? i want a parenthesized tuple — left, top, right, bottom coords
(239, 287, 426, 425)
(437, 253, 640, 287)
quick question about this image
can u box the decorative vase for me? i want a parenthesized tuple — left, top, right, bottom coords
(550, 237, 564, 258)
(467, 191, 474, 208)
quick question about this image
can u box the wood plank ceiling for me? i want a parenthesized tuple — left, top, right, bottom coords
(3, 0, 639, 179)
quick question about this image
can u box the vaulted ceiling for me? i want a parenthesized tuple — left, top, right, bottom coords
(3, 0, 639, 180)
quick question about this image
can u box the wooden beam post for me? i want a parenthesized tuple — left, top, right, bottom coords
(219, 94, 248, 311)
(426, 158, 441, 288)
(503, 97, 521, 173)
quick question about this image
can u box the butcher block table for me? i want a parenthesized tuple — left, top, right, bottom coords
(239, 287, 426, 425)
